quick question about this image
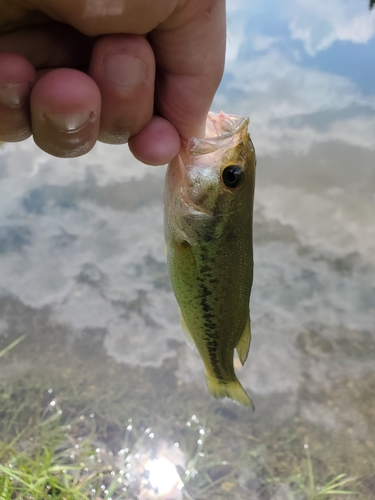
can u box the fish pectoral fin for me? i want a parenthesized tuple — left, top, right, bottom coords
(205, 372, 255, 409)
(179, 309, 195, 350)
(236, 317, 251, 366)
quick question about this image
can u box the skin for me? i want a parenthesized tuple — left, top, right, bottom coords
(0, 0, 225, 163)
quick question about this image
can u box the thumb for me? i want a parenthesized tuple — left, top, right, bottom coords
(149, 0, 226, 140)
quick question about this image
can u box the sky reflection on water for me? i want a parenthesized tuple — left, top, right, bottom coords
(0, 0, 373, 409)
(220, 0, 375, 157)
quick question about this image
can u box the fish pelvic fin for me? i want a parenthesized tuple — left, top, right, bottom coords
(236, 316, 251, 366)
(205, 372, 255, 410)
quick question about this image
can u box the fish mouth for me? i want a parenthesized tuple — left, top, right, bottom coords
(188, 111, 249, 156)
(165, 111, 251, 213)
(165, 154, 188, 192)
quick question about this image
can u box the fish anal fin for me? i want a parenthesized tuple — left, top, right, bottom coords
(205, 372, 255, 410)
(179, 309, 195, 350)
(236, 317, 251, 366)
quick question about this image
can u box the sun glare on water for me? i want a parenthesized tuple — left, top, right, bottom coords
(145, 457, 184, 498)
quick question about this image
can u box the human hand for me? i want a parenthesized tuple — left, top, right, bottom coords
(0, 0, 225, 164)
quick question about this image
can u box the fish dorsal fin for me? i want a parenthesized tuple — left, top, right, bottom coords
(236, 317, 251, 366)
(179, 309, 195, 350)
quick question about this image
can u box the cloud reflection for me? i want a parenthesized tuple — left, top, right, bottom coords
(220, 1, 375, 157)
(286, 0, 375, 55)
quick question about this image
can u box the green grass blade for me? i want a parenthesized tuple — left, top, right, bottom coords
(0, 335, 27, 358)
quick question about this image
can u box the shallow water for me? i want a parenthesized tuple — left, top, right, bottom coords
(1, 1, 375, 498)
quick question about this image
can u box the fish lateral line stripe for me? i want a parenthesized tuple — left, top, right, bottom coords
(164, 111, 255, 408)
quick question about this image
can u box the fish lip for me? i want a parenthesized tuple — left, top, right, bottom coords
(188, 112, 249, 156)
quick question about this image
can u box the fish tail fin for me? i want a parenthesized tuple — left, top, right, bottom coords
(205, 373, 255, 410)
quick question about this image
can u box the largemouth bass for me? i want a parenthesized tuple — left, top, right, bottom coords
(164, 111, 256, 408)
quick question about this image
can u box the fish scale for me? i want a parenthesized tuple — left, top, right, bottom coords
(164, 111, 256, 408)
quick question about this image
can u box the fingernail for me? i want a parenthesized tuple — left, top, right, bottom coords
(43, 110, 93, 132)
(99, 127, 131, 144)
(0, 83, 30, 108)
(103, 54, 147, 86)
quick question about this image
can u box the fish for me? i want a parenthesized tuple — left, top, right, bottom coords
(164, 111, 256, 408)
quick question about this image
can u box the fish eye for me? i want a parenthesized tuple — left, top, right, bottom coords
(222, 165, 244, 188)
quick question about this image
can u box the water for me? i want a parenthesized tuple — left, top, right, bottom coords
(1, 1, 374, 499)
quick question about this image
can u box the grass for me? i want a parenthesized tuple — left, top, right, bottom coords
(0, 405, 122, 500)
(304, 445, 355, 499)
(0, 386, 368, 500)
(0, 335, 27, 359)
(0, 326, 373, 499)
(0, 400, 232, 500)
